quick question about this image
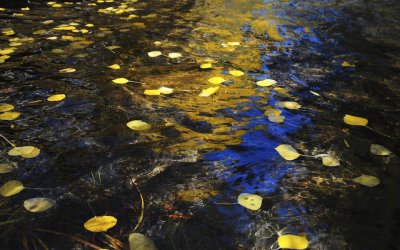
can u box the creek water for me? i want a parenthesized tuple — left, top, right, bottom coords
(1, 0, 400, 249)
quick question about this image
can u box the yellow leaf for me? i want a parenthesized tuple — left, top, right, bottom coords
(0, 48, 15, 55)
(199, 86, 220, 97)
(84, 216, 117, 232)
(352, 174, 380, 187)
(8, 146, 40, 159)
(0, 163, 17, 174)
(21, 147, 41, 158)
(47, 94, 66, 102)
(53, 25, 76, 31)
(0, 180, 24, 197)
(112, 78, 129, 84)
(147, 51, 162, 57)
(0, 111, 20, 121)
(200, 63, 212, 69)
(42, 20, 54, 24)
(268, 114, 285, 123)
(341, 61, 355, 67)
(256, 79, 276, 87)
(108, 64, 120, 70)
(208, 77, 225, 84)
(0, 103, 14, 112)
(24, 197, 56, 212)
(168, 52, 182, 59)
(52, 3, 62, 7)
(275, 144, 300, 160)
(128, 233, 157, 250)
(106, 45, 121, 51)
(370, 144, 391, 156)
(176, 189, 218, 202)
(322, 155, 340, 167)
(144, 89, 161, 96)
(227, 41, 240, 46)
(158, 87, 173, 94)
(343, 114, 368, 126)
(237, 193, 262, 210)
(126, 120, 151, 131)
(275, 101, 301, 110)
(229, 70, 244, 76)
(277, 234, 308, 249)
(264, 106, 282, 116)
(59, 68, 76, 73)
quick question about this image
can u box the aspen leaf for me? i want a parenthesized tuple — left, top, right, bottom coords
(256, 79, 276, 87)
(237, 193, 262, 210)
(370, 144, 391, 156)
(229, 70, 244, 76)
(144, 89, 161, 96)
(24, 197, 56, 212)
(126, 120, 151, 131)
(208, 77, 225, 84)
(84, 216, 117, 232)
(59, 68, 76, 73)
(8, 146, 35, 156)
(0, 180, 24, 197)
(177, 189, 218, 202)
(106, 45, 121, 51)
(168, 52, 182, 58)
(277, 234, 308, 249)
(264, 106, 282, 116)
(0, 163, 16, 174)
(275, 144, 300, 160)
(200, 63, 212, 69)
(47, 94, 66, 102)
(158, 87, 173, 94)
(227, 41, 240, 46)
(108, 64, 120, 69)
(341, 61, 355, 67)
(0, 111, 20, 121)
(352, 174, 380, 187)
(322, 155, 340, 167)
(199, 86, 219, 97)
(129, 233, 158, 250)
(0, 48, 15, 55)
(268, 115, 285, 123)
(0, 103, 14, 112)
(275, 101, 301, 110)
(147, 51, 162, 57)
(21, 147, 41, 158)
(343, 114, 368, 126)
(112, 78, 129, 84)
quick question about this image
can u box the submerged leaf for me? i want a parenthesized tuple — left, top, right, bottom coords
(108, 64, 120, 70)
(0, 180, 24, 197)
(147, 51, 162, 57)
(352, 174, 380, 187)
(370, 144, 391, 156)
(84, 216, 117, 232)
(126, 120, 151, 131)
(47, 94, 66, 102)
(256, 79, 276, 87)
(237, 193, 262, 210)
(343, 114, 368, 126)
(8, 146, 35, 156)
(322, 155, 340, 167)
(129, 233, 157, 250)
(24, 197, 56, 212)
(0, 163, 17, 174)
(59, 68, 76, 73)
(275, 101, 301, 110)
(0, 103, 14, 112)
(277, 234, 308, 250)
(158, 87, 173, 94)
(229, 70, 244, 76)
(176, 189, 218, 202)
(268, 114, 285, 123)
(0, 111, 20, 121)
(199, 86, 219, 97)
(112, 78, 129, 84)
(200, 63, 212, 69)
(208, 77, 225, 84)
(168, 52, 182, 59)
(144, 89, 161, 96)
(275, 144, 300, 160)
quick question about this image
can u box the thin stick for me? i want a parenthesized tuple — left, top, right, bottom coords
(366, 126, 393, 138)
(133, 185, 144, 232)
(0, 133, 15, 147)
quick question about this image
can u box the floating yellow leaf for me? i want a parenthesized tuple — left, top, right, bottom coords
(24, 197, 56, 212)
(277, 234, 308, 250)
(275, 101, 301, 110)
(237, 193, 262, 210)
(268, 114, 285, 123)
(158, 87, 173, 94)
(129, 233, 157, 250)
(199, 86, 220, 97)
(343, 114, 368, 126)
(112, 78, 129, 84)
(108, 64, 120, 70)
(84, 216, 117, 232)
(106, 45, 121, 51)
(42, 20, 54, 24)
(0, 112, 20, 121)
(147, 51, 162, 57)
(322, 155, 340, 167)
(227, 41, 240, 46)
(0, 163, 17, 174)
(21, 147, 41, 158)
(264, 106, 282, 116)
(256, 79, 276, 87)
(208, 77, 225, 84)
(47, 94, 66, 102)
(370, 144, 391, 156)
(352, 174, 380, 187)
(59, 68, 76, 73)
(177, 189, 218, 202)
(341, 61, 355, 67)
(229, 70, 244, 76)
(0, 180, 24, 197)
(144, 89, 161, 96)
(126, 120, 151, 131)
(0, 103, 14, 112)
(0, 48, 15, 55)
(8, 146, 40, 158)
(275, 144, 300, 160)
(168, 52, 182, 59)
(200, 63, 212, 69)
(53, 25, 76, 31)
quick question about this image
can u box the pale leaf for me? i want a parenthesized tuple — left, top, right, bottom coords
(24, 197, 56, 212)
(84, 216, 117, 232)
(275, 144, 300, 160)
(237, 193, 262, 210)
(277, 235, 308, 250)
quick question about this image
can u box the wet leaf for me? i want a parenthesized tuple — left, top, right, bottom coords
(0, 180, 24, 197)
(264, 106, 282, 116)
(24, 197, 56, 212)
(168, 52, 182, 59)
(0, 48, 15, 55)
(126, 120, 151, 131)
(208, 77, 225, 84)
(352, 174, 380, 187)
(108, 64, 120, 70)
(237, 193, 262, 210)
(277, 234, 308, 250)
(112, 78, 129, 84)
(0, 103, 14, 112)
(144, 89, 161, 96)
(128, 233, 157, 250)
(0, 163, 17, 174)
(200, 63, 212, 69)
(84, 216, 117, 232)
(275, 101, 301, 110)
(275, 144, 300, 160)
(0, 111, 20, 121)
(47, 94, 66, 102)
(370, 144, 391, 156)
(147, 51, 162, 57)
(158, 87, 173, 94)
(343, 114, 368, 126)
(21, 147, 41, 158)
(199, 86, 219, 97)
(256, 79, 276, 87)
(227, 41, 240, 46)
(106, 45, 121, 51)
(268, 115, 285, 123)
(176, 189, 218, 202)
(229, 70, 244, 76)
(341, 61, 355, 67)
(322, 155, 340, 167)
(59, 68, 76, 73)
(8, 146, 35, 156)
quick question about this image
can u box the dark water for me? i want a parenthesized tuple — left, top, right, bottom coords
(1, 0, 400, 249)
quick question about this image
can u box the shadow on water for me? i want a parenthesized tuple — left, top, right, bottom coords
(1, 0, 400, 249)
